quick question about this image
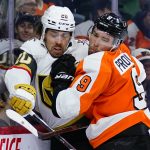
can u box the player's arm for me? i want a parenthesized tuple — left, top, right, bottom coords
(50, 54, 76, 117)
(51, 53, 109, 119)
(5, 50, 37, 116)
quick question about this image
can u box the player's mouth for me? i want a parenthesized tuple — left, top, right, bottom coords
(53, 47, 63, 52)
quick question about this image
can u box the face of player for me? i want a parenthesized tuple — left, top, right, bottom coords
(88, 27, 114, 54)
(44, 29, 71, 58)
(15, 21, 35, 42)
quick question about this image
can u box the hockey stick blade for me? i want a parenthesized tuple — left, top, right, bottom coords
(6, 109, 54, 140)
(6, 109, 39, 137)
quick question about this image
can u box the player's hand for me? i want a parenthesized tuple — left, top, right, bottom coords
(50, 54, 76, 98)
(9, 84, 36, 116)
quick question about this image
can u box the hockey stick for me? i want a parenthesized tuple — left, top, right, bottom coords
(6, 109, 87, 139)
(29, 110, 87, 139)
(6, 109, 39, 136)
(6, 109, 76, 150)
(6, 109, 87, 149)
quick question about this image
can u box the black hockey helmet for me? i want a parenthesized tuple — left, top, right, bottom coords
(94, 13, 128, 42)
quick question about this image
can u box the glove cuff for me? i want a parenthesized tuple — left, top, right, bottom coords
(15, 84, 36, 98)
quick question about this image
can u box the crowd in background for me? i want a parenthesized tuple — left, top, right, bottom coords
(0, 0, 149, 136)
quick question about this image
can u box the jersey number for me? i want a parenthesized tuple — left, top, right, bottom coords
(15, 52, 32, 64)
(77, 75, 91, 92)
(132, 67, 147, 110)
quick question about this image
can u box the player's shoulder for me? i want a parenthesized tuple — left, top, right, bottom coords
(67, 38, 89, 60)
(85, 51, 104, 60)
(71, 38, 89, 51)
(82, 52, 105, 72)
(20, 38, 47, 56)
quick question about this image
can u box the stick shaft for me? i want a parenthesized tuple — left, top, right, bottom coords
(6, 109, 76, 150)
(29, 111, 76, 150)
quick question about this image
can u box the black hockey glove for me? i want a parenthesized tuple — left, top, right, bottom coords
(50, 54, 76, 99)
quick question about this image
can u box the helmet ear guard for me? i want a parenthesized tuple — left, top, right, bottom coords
(113, 30, 127, 48)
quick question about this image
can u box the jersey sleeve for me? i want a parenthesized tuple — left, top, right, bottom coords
(55, 52, 111, 118)
(20, 38, 47, 58)
(4, 39, 46, 95)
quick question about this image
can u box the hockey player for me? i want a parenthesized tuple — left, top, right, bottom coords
(50, 13, 150, 149)
(5, 5, 92, 150)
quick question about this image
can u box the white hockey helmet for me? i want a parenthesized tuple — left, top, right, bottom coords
(41, 5, 75, 38)
(132, 48, 150, 62)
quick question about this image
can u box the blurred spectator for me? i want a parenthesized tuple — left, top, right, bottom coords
(35, 0, 54, 16)
(0, 0, 8, 38)
(132, 48, 150, 109)
(15, 0, 38, 15)
(50, 0, 92, 20)
(127, 1, 150, 51)
(118, 0, 139, 20)
(74, 0, 111, 39)
(15, 0, 52, 16)
(139, 0, 150, 10)
(15, 12, 40, 42)
(91, 0, 112, 21)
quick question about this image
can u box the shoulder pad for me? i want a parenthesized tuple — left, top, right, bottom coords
(66, 38, 89, 61)
(20, 38, 47, 57)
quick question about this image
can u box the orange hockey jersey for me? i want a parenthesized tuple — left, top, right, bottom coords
(55, 43, 150, 148)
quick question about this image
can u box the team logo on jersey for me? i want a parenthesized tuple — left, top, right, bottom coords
(55, 72, 74, 81)
(114, 53, 134, 75)
(77, 39, 89, 45)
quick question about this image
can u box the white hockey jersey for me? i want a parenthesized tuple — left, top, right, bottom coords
(5, 38, 89, 128)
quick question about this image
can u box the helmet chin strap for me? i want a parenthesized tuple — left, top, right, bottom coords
(40, 27, 46, 41)
(110, 38, 122, 52)
(110, 45, 117, 52)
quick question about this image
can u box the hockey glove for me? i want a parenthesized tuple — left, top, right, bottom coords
(50, 54, 76, 99)
(9, 84, 36, 116)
